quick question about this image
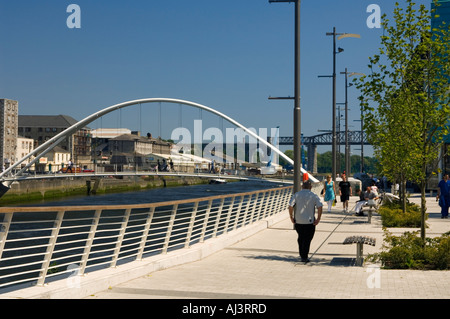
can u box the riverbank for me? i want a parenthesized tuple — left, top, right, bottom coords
(0, 175, 212, 205)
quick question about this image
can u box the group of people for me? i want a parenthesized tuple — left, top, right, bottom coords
(156, 159, 174, 172)
(437, 174, 450, 219)
(288, 172, 450, 264)
(322, 174, 353, 213)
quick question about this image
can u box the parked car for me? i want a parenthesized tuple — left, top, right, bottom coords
(59, 167, 82, 173)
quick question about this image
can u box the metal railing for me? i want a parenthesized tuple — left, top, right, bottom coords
(0, 186, 292, 290)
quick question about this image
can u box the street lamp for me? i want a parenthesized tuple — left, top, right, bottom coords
(268, 0, 302, 193)
(321, 27, 360, 184)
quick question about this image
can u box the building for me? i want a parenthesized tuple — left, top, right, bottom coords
(16, 136, 35, 169)
(0, 99, 19, 169)
(108, 133, 172, 170)
(34, 146, 71, 173)
(432, 0, 450, 180)
(18, 114, 92, 168)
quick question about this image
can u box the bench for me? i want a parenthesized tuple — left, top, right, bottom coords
(330, 236, 376, 266)
(355, 200, 378, 223)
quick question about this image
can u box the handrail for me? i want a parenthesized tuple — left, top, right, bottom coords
(0, 186, 289, 213)
(0, 186, 293, 291)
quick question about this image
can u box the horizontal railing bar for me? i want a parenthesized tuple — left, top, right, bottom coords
(0, 258, 44, 272)
(0, 276, 39, 288)
(7, 227, 57, 234)
(2, 235, 54, 244)
(48, 254, 84, 265)
(2, 244, 52, 255)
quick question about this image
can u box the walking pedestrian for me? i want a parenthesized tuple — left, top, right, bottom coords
(289, 180, 323, 263)
(339, 174, 352, 212)
(437, 174, 450, 219)
(67, 159, 74, 173)
(322, 175, 335, 212)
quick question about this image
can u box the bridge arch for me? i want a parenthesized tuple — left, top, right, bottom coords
(1, 98, 317, 189)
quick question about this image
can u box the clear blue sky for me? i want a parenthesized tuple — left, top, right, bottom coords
(0, 0, 432, 156)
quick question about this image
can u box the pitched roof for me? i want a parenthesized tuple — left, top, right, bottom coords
(18, 115, 89, 129)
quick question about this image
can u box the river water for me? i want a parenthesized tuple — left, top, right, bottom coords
(17, 180, 291, 207)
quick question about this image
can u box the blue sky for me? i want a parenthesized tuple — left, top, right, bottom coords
(0, 0, 433, 156)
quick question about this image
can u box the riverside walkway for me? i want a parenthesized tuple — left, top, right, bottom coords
(3, 194, 449, 300)
(85, 195, 449, 299)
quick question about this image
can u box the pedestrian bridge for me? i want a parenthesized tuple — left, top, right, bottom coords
(0, 183, 318, 296)
(0, 97, 318, 198)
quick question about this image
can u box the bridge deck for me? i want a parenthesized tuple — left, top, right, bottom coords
(3, 195, 448, 301)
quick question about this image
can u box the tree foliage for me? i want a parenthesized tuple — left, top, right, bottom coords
(356, 0, 450, 240)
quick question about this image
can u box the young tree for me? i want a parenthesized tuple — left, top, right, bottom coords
(356, 0, 450, 240)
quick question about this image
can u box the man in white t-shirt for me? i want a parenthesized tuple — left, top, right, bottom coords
(288, 180, 323, 263)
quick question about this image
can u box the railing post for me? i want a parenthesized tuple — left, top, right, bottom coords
(79, 209, 101, 275)
(232, 195, 245, 231)
(136, 207, 155, 261)
(199, 199, 213, 243)
(272, 189, 281, 215)
(162, 204, 178, 254)
(110, 208, 131, 268)
(241, 194, 252, 226)
(264, 190, 273, 218)
(212, 198, 225, 238)
(223, 196, 236, 234)
(248, 193, 258, 224)
(184, 202, 199, 248)
(255, 192, 264, 221)
(37, 210, 64, 286)
(0, 213, 13, 258)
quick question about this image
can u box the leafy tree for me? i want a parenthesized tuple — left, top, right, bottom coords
(356, 0, 450, 240)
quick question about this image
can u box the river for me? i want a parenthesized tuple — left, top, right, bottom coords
(16, 180, 291, 207)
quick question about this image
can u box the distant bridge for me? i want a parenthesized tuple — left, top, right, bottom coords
(278, 131, 370, 174)
(278, 131, 369, 146)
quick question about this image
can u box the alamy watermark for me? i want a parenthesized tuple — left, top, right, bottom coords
(66, 4, 380, 30)
(66, 4, 81, 29)
(367, 4, 381, 29)
(66, 263, 81, 289)
(366, 264, 381, 289)
(171, 120, 280, 165)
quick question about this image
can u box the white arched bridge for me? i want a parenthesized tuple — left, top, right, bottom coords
(0, 98, 318, 197)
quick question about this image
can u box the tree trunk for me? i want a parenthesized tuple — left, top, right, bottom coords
(420, 180, 427, 241)
(403, 180, 408, 213)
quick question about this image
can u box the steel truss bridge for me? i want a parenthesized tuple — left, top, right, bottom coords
(278, 130, 369, 146)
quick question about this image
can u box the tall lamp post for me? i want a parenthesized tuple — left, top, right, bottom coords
(268, 0, 302, 193)
(320, 28, 360, 183)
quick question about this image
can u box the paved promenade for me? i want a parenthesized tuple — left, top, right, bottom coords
(84, 194, 449, 300)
